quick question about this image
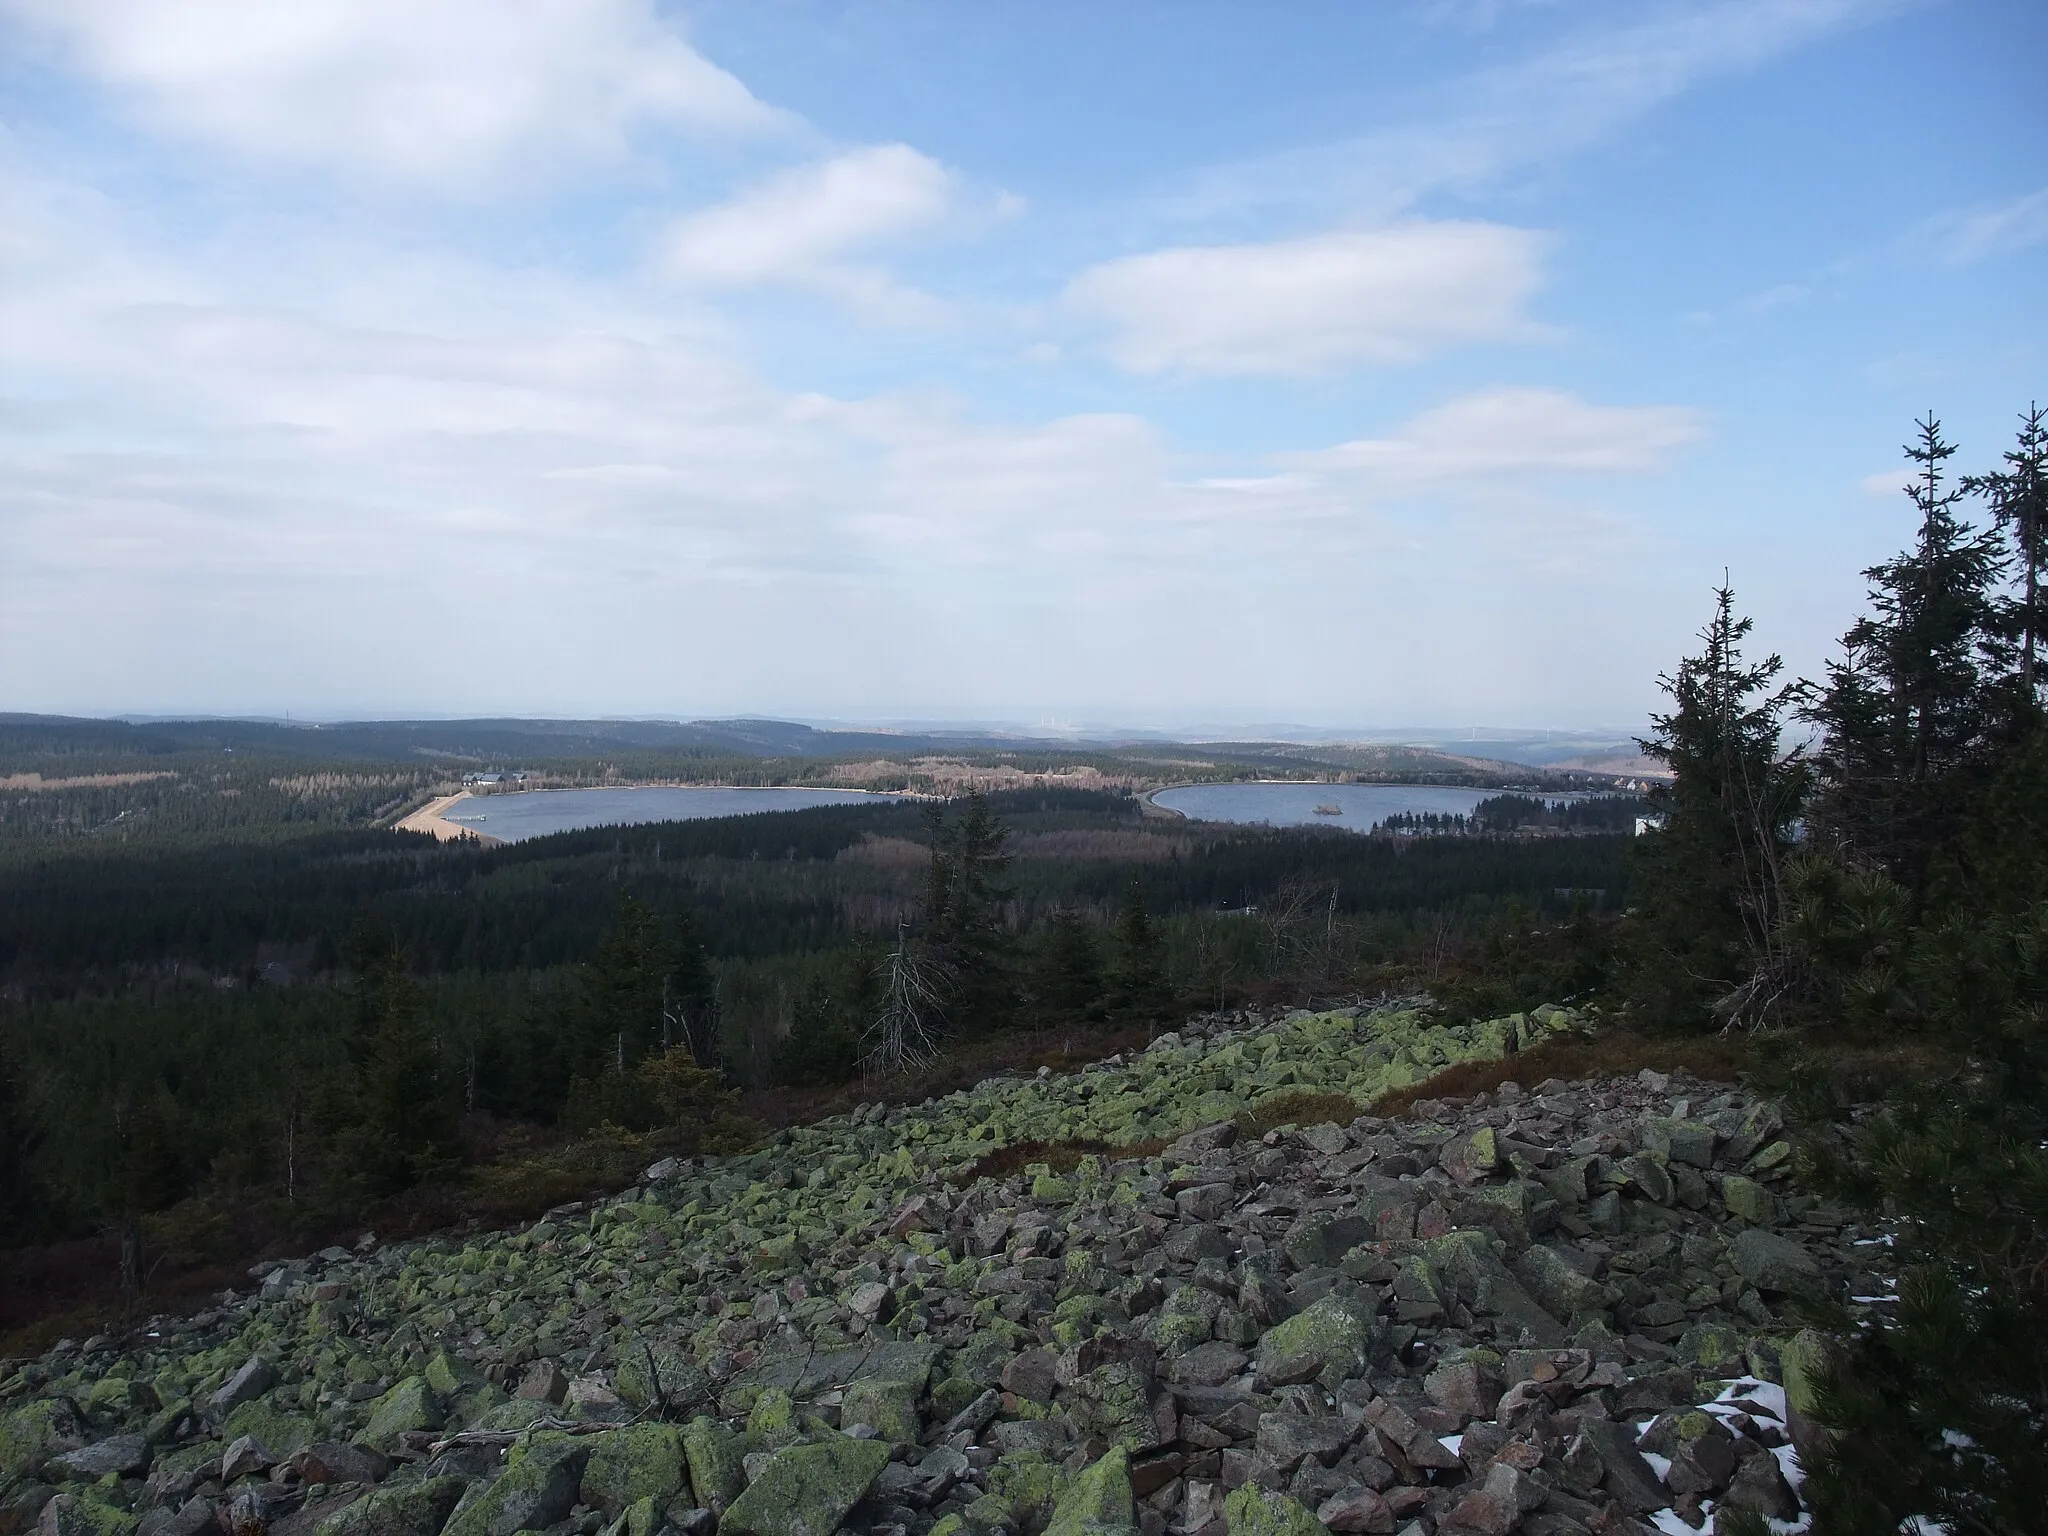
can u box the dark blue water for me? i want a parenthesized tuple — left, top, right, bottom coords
(444, 786, 903, 843)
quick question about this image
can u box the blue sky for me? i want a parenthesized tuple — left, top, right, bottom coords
(1, 0, 2042, 731)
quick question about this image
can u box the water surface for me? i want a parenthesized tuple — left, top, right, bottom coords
(444, 786, 901, 843)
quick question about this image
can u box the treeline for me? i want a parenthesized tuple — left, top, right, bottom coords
(1378, 792, 1648, 837)
(1622, 410, 2047, 1534)
(0, 790, 1630, 986)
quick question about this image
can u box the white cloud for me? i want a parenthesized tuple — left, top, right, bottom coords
(663, 144, 963, 321)
(1064, 222, 1545, 377)
(1915, 187, 2048, 266)
(0, 0, 782, 185)
(1280, 387, 1705, 485)
(1173, 0, 1895, 221)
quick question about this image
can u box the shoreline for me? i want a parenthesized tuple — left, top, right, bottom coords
(392, 790, 505, 846)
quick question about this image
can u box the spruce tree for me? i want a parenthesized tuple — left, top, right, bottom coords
(1804, 415, 2005, 891)
(920, 792, 1016, 1031)
(1030, 907, 1106, 1027)
(1966, 402, 2048, 714)
(343, 940, 460, 1195)
(1107, 878, 1174, 1023)
(1628, 582, 1807, 1028)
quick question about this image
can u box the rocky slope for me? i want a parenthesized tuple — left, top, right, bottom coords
(0, 1004, 1885, 1536)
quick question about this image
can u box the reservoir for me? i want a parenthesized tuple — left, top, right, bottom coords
(1151, 782, 1502, 831)
(441, 786, 904, 843)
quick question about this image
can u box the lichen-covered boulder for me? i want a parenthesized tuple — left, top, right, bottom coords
(442, 1437, 589, 1536)
(1, 1398, 83, 1482)
(1255, 1293, 1379, 1387)
(839, 1377, 918, 1444)
(614, 1338, 709, 1416)
(222, 1398, 315, 1456)
(34, 1493, 138, 1536)
(681, 1416, 746, 1514)
(717, 1434, 891, 1536)
(581, 1423, 690, 1518)
(353, 1376, 442, 1451)
(1043, 1447, 1135, 1536)
(313, 1475, 467, 1536)
(1224, 1483, 1331, 1536)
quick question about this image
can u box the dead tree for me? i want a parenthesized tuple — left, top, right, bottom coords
(862, 924, 949, 1078)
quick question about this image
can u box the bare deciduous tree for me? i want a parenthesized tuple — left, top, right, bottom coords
(862, 924, 949, 1077)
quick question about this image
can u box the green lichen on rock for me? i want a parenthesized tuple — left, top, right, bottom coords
(352, 1375, 441, 1451)
(972, 1451, 1068, 1530)
(314, 1475, 468, 1536)
(717, 1434, 891, 1536)
(442, 1436, 588, 1536)
(0, 1397, 81, 1481)
(580, 1422, 690, 1517)
(745, 1386, 800, 1449)
(34, 1494, 139, 1536)
(682, 1416, 746, 1514)
(1255, 1292, 1379, 1386)
(1043, 1447, 1136, 1536)
(839, 1376, 918, 1444)
(223, 1397, 315, 1456)
(1224, 1483, 1332, 1536)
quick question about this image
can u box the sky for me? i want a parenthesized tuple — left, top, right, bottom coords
(1, 0, 2043, 732)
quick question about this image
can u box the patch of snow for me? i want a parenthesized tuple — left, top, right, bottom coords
(1649, 1510, 1695, 1536)
(1643, 1450, 1674, 1481)
(1437, 1434, 1463, 1456)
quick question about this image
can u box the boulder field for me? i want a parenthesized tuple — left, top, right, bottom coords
(0, 1003, 1886, 1536)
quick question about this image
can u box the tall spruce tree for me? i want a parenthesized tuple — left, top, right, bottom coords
(343, 938, 460, 1195)
(1107, 878, 1174, 1023)
(1030, 907, 1106, 1027)
(1966, 402, 2048, 713)
(1803, 415, 2005, 892)
(921, 792, 1015, 1031)
(1628, 582, 1807, 1028)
